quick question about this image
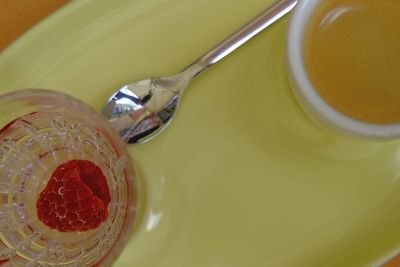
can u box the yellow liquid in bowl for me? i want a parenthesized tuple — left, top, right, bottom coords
(304, 0, 400, 123)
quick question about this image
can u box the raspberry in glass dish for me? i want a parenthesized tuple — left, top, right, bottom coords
(36, 160, 111, 232)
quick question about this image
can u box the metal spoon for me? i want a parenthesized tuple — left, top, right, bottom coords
(102, 0, 298, 144)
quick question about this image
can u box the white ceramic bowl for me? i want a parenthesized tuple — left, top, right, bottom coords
(287, 0, 400, 140)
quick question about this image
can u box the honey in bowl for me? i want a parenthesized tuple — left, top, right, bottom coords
(304, 0, 400, 123)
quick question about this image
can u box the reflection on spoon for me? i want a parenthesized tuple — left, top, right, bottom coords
(102, 0, 298, 144)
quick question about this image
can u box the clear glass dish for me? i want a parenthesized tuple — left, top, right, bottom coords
(0, 89, 137, 266)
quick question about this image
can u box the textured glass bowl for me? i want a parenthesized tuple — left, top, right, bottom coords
(0, 89, 137, 266)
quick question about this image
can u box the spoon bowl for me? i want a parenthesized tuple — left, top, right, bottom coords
(103, 73, 191, 144)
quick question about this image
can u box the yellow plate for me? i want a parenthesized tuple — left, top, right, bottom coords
(1, 0, 400, 266)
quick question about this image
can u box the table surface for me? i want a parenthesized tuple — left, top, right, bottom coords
(0, 1, 399, 266)
(0, 0, 68, 51)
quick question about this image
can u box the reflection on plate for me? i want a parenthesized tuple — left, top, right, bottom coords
(1, 0, 400, 266)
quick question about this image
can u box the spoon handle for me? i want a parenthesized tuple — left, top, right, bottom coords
(184, 0, 298, 78)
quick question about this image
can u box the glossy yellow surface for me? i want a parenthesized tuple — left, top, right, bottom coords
(1, 0, 400, 266)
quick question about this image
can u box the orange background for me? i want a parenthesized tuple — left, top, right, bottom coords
(0, 1, 399, 266)
(0, 0, 68, 51)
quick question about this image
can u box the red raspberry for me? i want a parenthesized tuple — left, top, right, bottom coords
(36, 160, 111, 232)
